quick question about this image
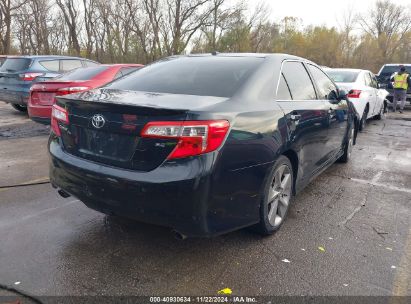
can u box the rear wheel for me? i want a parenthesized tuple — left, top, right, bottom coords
(338, 124, 354, 163)
(255, 156, 293, 235)
(11, 104, 27, 112)
(359, 106, 368, 131)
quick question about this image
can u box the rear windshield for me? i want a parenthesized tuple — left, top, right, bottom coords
(379, 65, 411, 76)
(0, 58, 32, 72)
(57, 66, 109, 80)
(326, 70, 360, 83)
(106, 56, 263, 98)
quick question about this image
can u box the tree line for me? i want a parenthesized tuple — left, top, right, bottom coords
(1, 0, 410, 73)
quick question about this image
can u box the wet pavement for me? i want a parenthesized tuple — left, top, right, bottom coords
(0, 102, 410, 297)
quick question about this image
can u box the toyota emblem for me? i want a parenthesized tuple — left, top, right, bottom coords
(91, 114, 106, 129)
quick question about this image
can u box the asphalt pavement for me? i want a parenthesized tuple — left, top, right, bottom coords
(0, 102, 410, 298)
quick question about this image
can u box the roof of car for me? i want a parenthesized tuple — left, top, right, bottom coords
(183, 53, 320, 67)
(382, 63, 411, 66)
(6, 55, 97, 61)
(100, 64, 143, 67)
(187, 52, 309, 59)
(325, 68, 366, 73)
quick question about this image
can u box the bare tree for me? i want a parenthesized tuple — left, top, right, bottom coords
(337, 4, 358, 66)
(55, 0, 81, 55)
(82, 0, 98, 57)
(359, 0, 411, 61)
(0, 0, 28, 53)
(143, 0, 163, 58)
(163, 0, 213, 55)
(199, 0, 245, 51)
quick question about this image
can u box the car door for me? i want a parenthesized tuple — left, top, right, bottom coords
(276, 61, 330, 184)
(363, 72, 378, 116)
(371, 73, 385, 115)
(307, 64, 349, 158)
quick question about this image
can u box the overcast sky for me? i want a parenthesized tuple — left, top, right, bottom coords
(248, 0, 411, 28)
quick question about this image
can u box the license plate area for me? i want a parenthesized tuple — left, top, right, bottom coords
(32, 92, 56, 105)
(61, 126, 139, 164)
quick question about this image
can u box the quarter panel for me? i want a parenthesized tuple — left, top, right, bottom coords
(206, 103, 287, 231)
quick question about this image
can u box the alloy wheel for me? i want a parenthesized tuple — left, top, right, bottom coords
(267, 165, 292, 228)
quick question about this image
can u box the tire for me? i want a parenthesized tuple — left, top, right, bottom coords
(255, 155, 294, 235)
(11, 104, 27, 112)
(375, 102, 385, 120)
(359, 106, 368, 132)
(338, 124, 354, 163)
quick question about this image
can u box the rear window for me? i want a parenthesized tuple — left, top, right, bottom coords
(61, 59, 83, 72)
(83, 61, 100, 67)
(326, 70, 360, 83)
(379, 65, 411, 76)
(106, 57, 263, 98)
(39, 60, 60, 72)
(0, 57, 6, 67)
(57, 66, 109, 80)
(0, 58, 32, 72)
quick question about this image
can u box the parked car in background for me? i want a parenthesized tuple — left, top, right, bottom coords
(0, 55, 99, 112)
(325, 68, 388, 131)
(377, 64, 411, 106)
(49, 53, 357, 238)
(29, 64, 143, 124)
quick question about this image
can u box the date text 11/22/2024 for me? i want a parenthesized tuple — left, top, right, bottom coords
(149, 296, 258, 303)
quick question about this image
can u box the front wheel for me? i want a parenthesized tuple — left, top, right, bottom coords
(338, 125, 354, 163)
(255, 156, 293, 235)
(11, 104, 27, 112)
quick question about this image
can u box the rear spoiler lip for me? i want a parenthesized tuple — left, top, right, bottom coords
(56, 88, 228, 112)
(54, 98, 192, 121)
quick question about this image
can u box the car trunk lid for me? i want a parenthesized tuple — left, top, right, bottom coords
(31, 80, 92, 106)
(56, 89, 227, 172)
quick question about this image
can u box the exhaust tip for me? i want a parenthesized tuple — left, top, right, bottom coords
(172, 230, 188, 241)
(57, 189, 71, 198)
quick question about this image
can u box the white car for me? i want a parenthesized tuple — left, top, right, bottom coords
(325, 68, 389, 131)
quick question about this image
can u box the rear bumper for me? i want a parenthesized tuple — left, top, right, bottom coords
(49, 137, 236, 238)
(0, 89, 29, 105)
(28, 104, 52, 124)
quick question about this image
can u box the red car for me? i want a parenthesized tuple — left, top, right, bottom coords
(28, 64, 143, 124)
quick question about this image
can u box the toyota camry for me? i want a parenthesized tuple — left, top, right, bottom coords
(49, 53, 357, 238)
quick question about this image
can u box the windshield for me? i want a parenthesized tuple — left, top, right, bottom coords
(106, 56, 263, 98)
(326, 70, 360, 83)
(0, 58, 32, 72)
(57, 66, 109, 80)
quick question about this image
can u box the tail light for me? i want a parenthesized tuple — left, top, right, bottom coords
(57, 87, 90, 96)
(347, 90, 362, 99)
(51, 104, 69, 136)
(141, 120, 230, 159)
(19, 72, 44, 81)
